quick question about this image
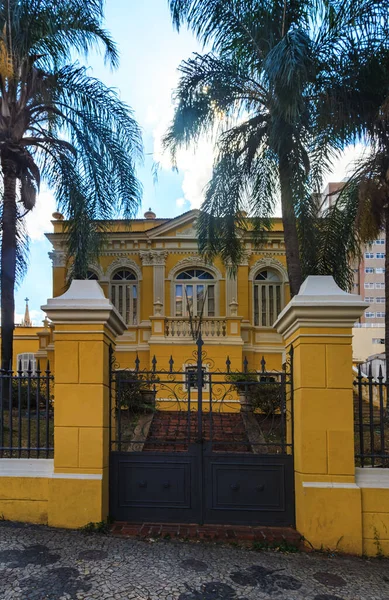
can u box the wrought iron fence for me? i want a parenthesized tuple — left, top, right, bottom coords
(0, 360, 54, 458)
(109, 345, 294, 456)
(354, 364, 389, 467)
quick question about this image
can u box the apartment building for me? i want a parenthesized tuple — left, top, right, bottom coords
(322, 182, 385, 360)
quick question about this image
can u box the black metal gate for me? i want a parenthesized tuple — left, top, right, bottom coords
(109, 341, 294, 526)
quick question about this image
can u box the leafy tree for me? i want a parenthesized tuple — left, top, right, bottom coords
(0, 0, 142, 369)
(166, 0, 389, 294)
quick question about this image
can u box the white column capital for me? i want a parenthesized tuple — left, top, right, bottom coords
(275, 276, 367, 339)
(41, 280, 126, 337)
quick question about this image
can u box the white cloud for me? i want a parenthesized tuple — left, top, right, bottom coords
(15, 309, 46, 327)
(323, 143, 368, 188)
(25, 186, 56, 241)
(176, 197, 186, 207)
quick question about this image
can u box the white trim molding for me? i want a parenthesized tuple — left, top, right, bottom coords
(249, 257, 288, 282)
(167, 256, 223, 281)
(356, 467, 389, 489)
(104, 257, 143, 281)
(0, 459, 102, 480)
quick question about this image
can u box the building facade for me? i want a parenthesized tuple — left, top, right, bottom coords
(322, 182, 385, 359)
(45, 209, 290, 372)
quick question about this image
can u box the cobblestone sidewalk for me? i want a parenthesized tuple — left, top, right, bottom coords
(0, 521, 389, 600)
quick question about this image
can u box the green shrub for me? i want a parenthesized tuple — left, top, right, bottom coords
(228, 372, 281, 416)
(116, 372, 158, 414)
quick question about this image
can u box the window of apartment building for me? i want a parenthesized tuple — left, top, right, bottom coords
(375, 239, 385, 245)
(373, 338, 385, 344)
(376, 282, 385, 289)
(376, 312, 386, 318)
(365, 267, 374, 274)
(254, 269, 283, 327)
(376, 268, 385, 274)
(365, 312, 376, 318)
(376, 253, 386, 259)
(365, 252, 374, 259)
(110, 269, 138, 325)
(364, 283, 375, 289)
(175, 269, 215, 317)
(376, 297, 386, 303)
(16, 353, 37, 375)
(364, 297, 374, 303)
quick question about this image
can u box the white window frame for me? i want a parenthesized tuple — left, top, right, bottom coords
(365, 252, 374, 259)
(364, 283, 375, 289)
(110, 269, 138, 326)
(16, 353, 37, 375)
(365, 267, 374, 274)
(375, 282, 385, 289)
(174, 269, 217, 318)
(365, 312, 376, 318)
(376, 268, 385, 274)
(376, 253, 385, 259)
(376, 312, 386, 318)
(253, 269, 284, 328)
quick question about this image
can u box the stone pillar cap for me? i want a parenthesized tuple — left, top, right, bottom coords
(41, 280, 126, 336)
(275, 275, 367, 338)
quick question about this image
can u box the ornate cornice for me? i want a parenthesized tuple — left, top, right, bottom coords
(139, 250, 168, 266)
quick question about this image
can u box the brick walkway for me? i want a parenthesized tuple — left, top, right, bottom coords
(111, 522, 303, 547)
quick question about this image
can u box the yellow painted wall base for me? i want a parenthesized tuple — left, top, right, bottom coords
(0, 470, 108, 529)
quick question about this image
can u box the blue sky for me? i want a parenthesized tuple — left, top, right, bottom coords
(15, 0, 364, 324)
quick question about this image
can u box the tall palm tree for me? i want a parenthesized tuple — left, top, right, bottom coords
(0, 0, 142, 369)
(165, 0, 389, 295)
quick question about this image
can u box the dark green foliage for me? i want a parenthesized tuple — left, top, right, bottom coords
(166, 0, 389, 292)
(116, 372, 158, 415)
(228, 372, 281, 416)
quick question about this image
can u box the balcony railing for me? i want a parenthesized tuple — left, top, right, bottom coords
(165, 317, 227, 338)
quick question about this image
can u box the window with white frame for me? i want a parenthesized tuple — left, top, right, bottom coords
(377, 312, 386, 318)
(364, 297, 374, 303)
(184, 365, 207, 389)
(376, 282, 385, 289)
(174, 269, 215, 317)
(365, 283, 375, 289)
(110, 269, 138, 325)
(365, 312, 376, 318)
(376, 253, 386, 259)
(376, 297, 385, 303)
(365, 252, 374, 259)
(253, 269, 283, 327)
(376, 267, 385, 274)
(375, 239, 385, 245)
(16, 353, 37, 375)
(365, 267, 374, 274)
(373, 338, 385, 344)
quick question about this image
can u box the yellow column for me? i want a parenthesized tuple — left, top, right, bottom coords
(42, 280, 126, 528)
(275, 276, 366, 554)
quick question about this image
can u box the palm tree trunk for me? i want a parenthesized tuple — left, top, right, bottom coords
(279, 154, 303, 297)
(385, 207, 389, 382)
(1, 155, 17, 370)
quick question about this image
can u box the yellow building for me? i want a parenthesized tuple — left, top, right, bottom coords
(45, 208, 290, 372)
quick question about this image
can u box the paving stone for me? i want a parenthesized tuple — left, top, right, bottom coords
(0, 522, 388, 599)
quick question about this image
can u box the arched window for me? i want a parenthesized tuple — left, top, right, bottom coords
(86, 270, 98, 280)
(175, 269, 215, 317)
(17, 353, 37, 375)
(254, 269, 283, 327)
(110, 269, 138, 325)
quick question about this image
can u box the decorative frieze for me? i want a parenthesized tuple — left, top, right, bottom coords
(139, 250, 168, 266)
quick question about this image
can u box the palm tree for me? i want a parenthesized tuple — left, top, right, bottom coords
(166, 0, 389, 295)
(0, 0, 142, 369)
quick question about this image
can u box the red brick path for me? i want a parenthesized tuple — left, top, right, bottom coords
(110, 522, 303, 547)
(144, 411, 251, 452)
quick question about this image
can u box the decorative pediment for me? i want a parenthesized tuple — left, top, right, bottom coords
(104, 257, 142, 281)
(249, 257, 288, 282)
(146, 209, 199, 239)
(167, 255, 223, 280)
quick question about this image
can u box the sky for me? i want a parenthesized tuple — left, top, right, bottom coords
(15, 0, 364, 325)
